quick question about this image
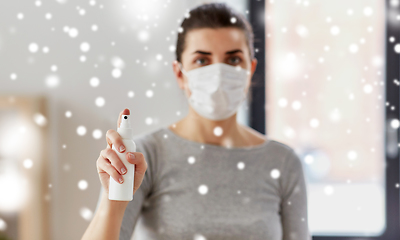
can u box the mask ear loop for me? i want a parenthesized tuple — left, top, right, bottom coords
(178, 62, 187, 76)
(178, 62, 190, 96)
(178, 62, 188, 94)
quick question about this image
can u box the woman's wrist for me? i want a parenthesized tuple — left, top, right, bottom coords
(81, 190, 130, 240)
(100, 190, 130, 214)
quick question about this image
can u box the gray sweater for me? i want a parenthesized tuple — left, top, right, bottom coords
(96, 126, 311, 240)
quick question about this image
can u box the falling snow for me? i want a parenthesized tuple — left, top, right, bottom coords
(213, 126, 223, 136)
(188, 156, 196, 164)
(65, 111, 72, 118)
(198, 185, 208, 195)
(270, 169, 281, 179)
(78, 180, 88, 190)
(237, 161, 245, 170)
(95, 97, 105, 107)
(23, 159, 33, 169)
(33, 113, 47, 126)
(90, 77, 100, 87)
(77, 125, 87, 136)
(92, 129, 102, 139)
(80, 207, 93, 221)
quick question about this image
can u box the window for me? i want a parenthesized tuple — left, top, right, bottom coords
(249, 0, 400, 238)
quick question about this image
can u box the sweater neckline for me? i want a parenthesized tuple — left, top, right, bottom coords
(163, 126, 271, 151)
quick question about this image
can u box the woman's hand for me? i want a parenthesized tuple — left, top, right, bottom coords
(96, 108, 148, 197)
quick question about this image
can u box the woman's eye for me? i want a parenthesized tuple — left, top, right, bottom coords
(229, 56, 241, 64)
(195, 58, 207, 65)
(194, 57, 241, 65)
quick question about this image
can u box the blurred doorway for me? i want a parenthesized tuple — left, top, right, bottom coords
(0, 96, 50, 240)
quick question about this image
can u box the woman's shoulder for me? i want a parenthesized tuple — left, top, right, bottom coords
(241, 124, 295, 154)
(131, 127, 166, 147)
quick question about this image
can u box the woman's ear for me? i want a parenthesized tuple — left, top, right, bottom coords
(245, 58, 258, 94)
(172, 60, 186, 90)
(251, 58, 258, 79)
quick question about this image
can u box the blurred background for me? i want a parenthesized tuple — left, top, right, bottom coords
(0, 0, 399, 240)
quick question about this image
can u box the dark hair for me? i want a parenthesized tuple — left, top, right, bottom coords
(175, 2, 255, 63)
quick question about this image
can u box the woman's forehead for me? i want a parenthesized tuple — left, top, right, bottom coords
(184, 28, 248, 54)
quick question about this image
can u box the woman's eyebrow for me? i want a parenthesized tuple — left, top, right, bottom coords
(192, 49, 243, 55)
(225, 49, 243, 55)
(192, 50, 211, 55)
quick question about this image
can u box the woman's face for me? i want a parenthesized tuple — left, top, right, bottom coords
(173, 27, 258, 98)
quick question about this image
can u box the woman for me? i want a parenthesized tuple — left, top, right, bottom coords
(82, 3, 310, 240)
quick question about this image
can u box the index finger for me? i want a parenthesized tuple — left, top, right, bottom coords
(117, 108, 130, 128)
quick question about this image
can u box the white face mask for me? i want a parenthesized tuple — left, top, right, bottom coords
(178, 62, 251, 121)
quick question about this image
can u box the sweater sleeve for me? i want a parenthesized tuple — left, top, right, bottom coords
(279, 149, 311, 240)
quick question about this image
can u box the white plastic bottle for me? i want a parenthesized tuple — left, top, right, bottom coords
(109, 114, 136, 201)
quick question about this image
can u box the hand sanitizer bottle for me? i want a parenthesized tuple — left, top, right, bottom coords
(109, 114, 136, 201)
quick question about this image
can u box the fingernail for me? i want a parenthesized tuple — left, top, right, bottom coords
(129, 152, 135, 159)
(119, 177, 124, 184)
(120, 145, 125, 152)
(121, 167, 126, 174)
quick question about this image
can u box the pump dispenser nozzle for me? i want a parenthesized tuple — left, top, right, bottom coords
(120, 115, 131, 128)
(117, 115, 133, 139)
